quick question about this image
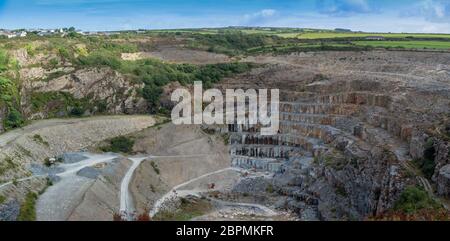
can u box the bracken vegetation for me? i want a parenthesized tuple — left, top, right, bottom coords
(17, 192, 38, 221)
(101, 136, 135, 154)
(369, 186, 448, 221)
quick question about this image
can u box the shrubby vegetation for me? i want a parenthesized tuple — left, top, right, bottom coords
(101, 136, 135, 153)
(77, 50, 122, 69)
(394, 186, 441, 214)
(413, 139, 436, 179)
(189, 31, 289, 55)
(30, 91, 89, 118)
(1, 49, 24, 130)
(369, 186, 448, 221)
(17, 192, 38, 221)
(4, 108, 24, 129)
(129, 60, 253, 110)
(0, 156, 17, 176)
(0, 49, 9, 72)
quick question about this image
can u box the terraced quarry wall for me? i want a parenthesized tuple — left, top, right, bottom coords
(220, 51, 450, 220)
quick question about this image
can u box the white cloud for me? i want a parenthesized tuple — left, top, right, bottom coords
(242, 9, 279, 25)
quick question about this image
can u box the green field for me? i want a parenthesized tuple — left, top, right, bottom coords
(353, 40, 450, 50)
(146, 28, 450, 41)
(277, 32, 450, 39)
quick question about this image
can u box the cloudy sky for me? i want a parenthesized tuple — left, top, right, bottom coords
(0, 0, 449, 33)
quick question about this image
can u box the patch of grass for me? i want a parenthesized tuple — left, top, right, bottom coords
(0, 48, 10, 73)
(0, 195, 6, 205)
(153, 198, 212, 221)
(32, 134, 49, 147)
(0, 156, 17, 175)
(17, 145, 32, 157)
(101, 136, 135, 154)
(18, 192, 38, 221)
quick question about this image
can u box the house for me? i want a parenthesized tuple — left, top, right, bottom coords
(365, 36, 385, 40)
(0, 30, 15, 38)
(18, 31, 27, 37)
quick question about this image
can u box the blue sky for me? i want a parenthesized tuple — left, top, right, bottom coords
(0, 0, 449, 33)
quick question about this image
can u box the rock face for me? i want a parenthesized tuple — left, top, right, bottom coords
(221, 50, 450, 220)
(437, 165, 450, 198)
(22, 68, 148, 117)
(433, 141, 450, 182)
(0, 200, 20, 221)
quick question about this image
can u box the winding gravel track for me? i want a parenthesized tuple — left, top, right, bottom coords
(119, 154, 218, 220)
(119, 157, 146, 220)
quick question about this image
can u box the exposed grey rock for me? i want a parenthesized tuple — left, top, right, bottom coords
(59, 152, 88, 164)
(432, 141, 450, 182)
(29, 163, 64, 176)
(437, 165, 450, 198)
(0, 200, 20, 221)
(77, 167, 101, 179)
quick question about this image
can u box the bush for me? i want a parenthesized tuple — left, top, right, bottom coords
(58, 47, 71, 60)
(4, 108, 24, 129)
(0, 77, 14, 102)
(44, 158, 52, 167)
(69, 105, 85, 117)
(102, 136, 135, 153)
(150, 161, 160, 175)
(25, 43, 36, 56)
(142, 84, 163, 109)
(394, 186, 440, 214)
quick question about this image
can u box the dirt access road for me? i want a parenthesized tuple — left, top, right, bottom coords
(0, 115, 155, 148)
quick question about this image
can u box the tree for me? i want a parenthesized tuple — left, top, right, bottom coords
(4, 108, 24, 129)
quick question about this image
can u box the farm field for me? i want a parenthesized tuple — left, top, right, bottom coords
(278, 32, 450, 39)
(352, 40, 450, 50)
